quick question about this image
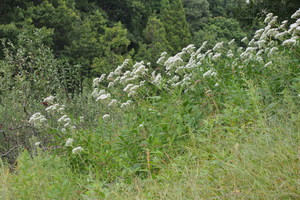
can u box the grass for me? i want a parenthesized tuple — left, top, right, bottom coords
(0, 151, 80, 200)
(106, 110, 299, 199)
(1, 88, 299, 199)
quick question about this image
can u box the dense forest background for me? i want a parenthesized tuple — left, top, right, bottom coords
(1, 0, 299, 96)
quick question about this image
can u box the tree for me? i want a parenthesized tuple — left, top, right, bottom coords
(135, 15, 172, 65)
(0, 23, 61, 98)
(24, 1, 132, 77)
(182, 0, 211, 32)
(0, 0, 30, 24)
(243, 0, 300, 25)
(206, 0, 247, 18)
(193, 17, 246, 48)
(27, 0, 80, 55)
(92, 22, 132, 75)
(160, 0, 191, 53)
(143, 0, 163, 14)
(64, 10, 107, 76)
(95, 0, 149, 46)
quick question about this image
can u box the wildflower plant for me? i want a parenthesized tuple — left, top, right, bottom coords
(26, 9, 300, 180)
(91, 9, 299, 110)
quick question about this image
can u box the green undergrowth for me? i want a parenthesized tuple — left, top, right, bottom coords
(1, 83, 299, 199)
(106, 111, 299, 199)
(105, 79, 300, 199)
(0, 151, 80, 200)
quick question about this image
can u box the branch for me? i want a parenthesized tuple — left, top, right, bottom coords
(23, 101, 30, 117)
(8, 125, 39, 136)
(9, 125, 32, 131)
(0, 129, 7, 140)
(1, 145, 20, 157)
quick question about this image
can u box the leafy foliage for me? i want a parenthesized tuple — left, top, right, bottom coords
(182, 0, 211, 31)
(193, 17, 246, 47)
(160, 0, 191, 53)
(92, 22, 132, 75)
(135, 15, 172, 65)
(0, 23, 60, 98)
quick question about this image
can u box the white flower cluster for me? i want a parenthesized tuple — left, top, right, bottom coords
(96, 92, 111, 101)
(123, 83, 140, 97)
(213, 42, 223, 52)
(91, 9, 300, 115)
(35, 142, 41, 146)
(164, 52, 185, 73)
(282, 36, 299, 46)
(203, 69, 217, 78)
(241, 37, 248, 43)
(91, 57, 151, 110)
(120, 100, 133, 108)
(151, 71, 163, 87)
(291, 8, 300, 19)
(65, 138, 84, 155)
(45, 103, 63, 112)
(43, 95, 65, 113)
(212, 52, 222, 61)
(102, 114, 110, 122)
(29, 113, 46, 128)
(35, 94, 84, 133)
(227, 50, 234, 58)
(228, 39, 235, 46)
(236, 9, 300, 65)
(264, 13, 273, 24)
(264, 61, 272, 68)
(79, 116, 84, 123)
(131, 61, 149, 76)
(66, 138, 73, 147)
(182, 44, 196, 53)
(43, 95, 81, 131)
(58, 114, 74, 129)
(92, 88, 112, 101)
(43, 95, 55, 104)
(93, 74, 106, 87)
(108, 99, 118, 107)
(66, 138, 83, 154)
(72, 146, 83, 154)
(157, 52, 168, 65)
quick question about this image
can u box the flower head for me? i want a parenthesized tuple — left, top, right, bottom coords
(213, 42, 223, 52)
(291, 8, 300, 19)
(29, 113, 47, 127)
(79, 116, 84, 123)
(264, 61, 272, 68)
(35, 142, 41, 146)
(66, 138, 74, 147)
(43, 96, 55, 104)
(58, 115, 68, 123)
(72, 146, 83, 154)
(108, 99, 118, 107)
(102, 114, 110, 122)
(228, 39, 235, 46)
